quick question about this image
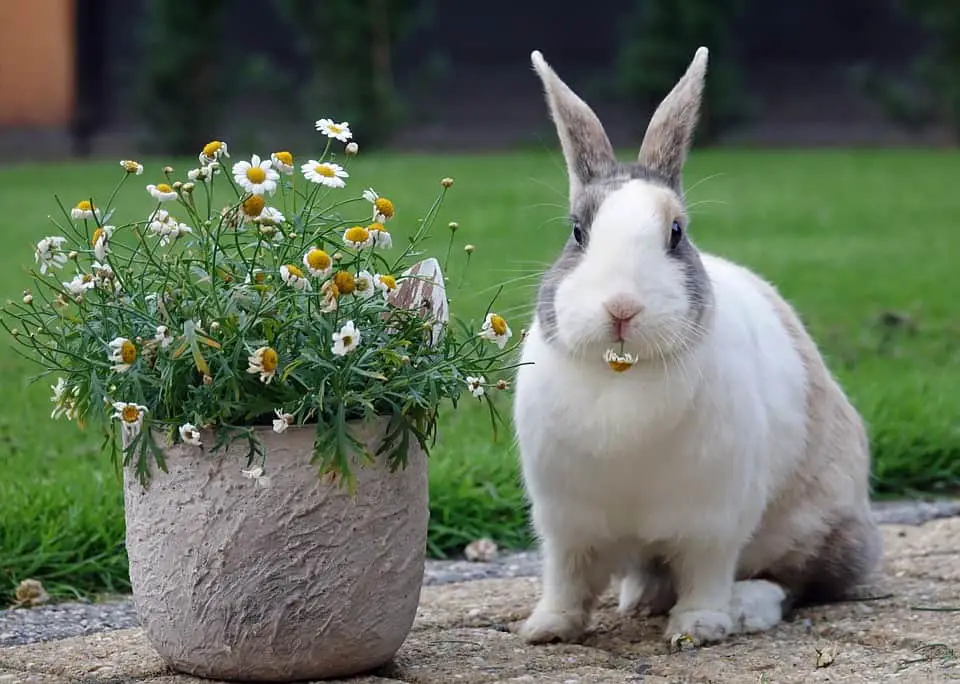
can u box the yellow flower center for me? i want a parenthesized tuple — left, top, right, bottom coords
(489, 314, 508, 336)
(76, 200, 93, 211)
(333, 271, 355, 294)
(379, 275, 397, 290)
(314, 164, 334, 177)
(261, 347, 278, 372)
(374, 197, 395, 218)
(328, 124, 342, 135)
(242, 195, 265, 217)
(91, 227, 107, 245)
(367, 222, 384, 233)
(285, 264, 304, 279)
(121, 160, 140, 173)
(273, 151, 293, 166)
(246, 166, 267, 184)
(607, 359, 633, 373)
(120, 339, 137, 364)
(156, 183, 173, 193)
(344, 226, 369, 244)
(306, 249, 331, 271)
(202, 141, 223, 157)
(253, 271, 266, 284)
(121, 405, 140, 423)
(355, 277, 371, 292)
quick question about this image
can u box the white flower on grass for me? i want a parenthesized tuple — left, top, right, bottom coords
(479, 313, 512, 349)
(342, 225, 373, 250)
(373, 273, 397, 300)
(91, 225, 114, 262)
(466, 376, 486, 398)
(241, 465, 271, 488)
(353, 270, 375, 300)
(159, 220, 192, 246)
(331, 320, 361, 356)
(302, 248, 332, 278)
(63, 272, 96, 298)
(280, 264, 310, 290)
(70, 200, 100, 220)
(107, 337, 138, 372)
(247, 346, 278, 384)
(120, 160, 144, 175)
(50, 378, 80, 420)
(147, 210, 192, 246)
(232, 154, 279, 196)
(199, 140, 229, 164)
(147, 209, 170, 233)
(179, 423, 202, 446)
(273, 408, 293, 433)
(35, 236, 68, 275)
(154, 325, 174, 349)
(301, 160, 348, 188)
(258, 206, 285, 226)
(188, 165, 217, 182)
(367, 222, 393, 249)
(362, 188, 395, 223)
(147, 183, 178, 202)
(315, 118, 352, 142)
(270, 151, 294, 175)
(111, 401, 148, 442)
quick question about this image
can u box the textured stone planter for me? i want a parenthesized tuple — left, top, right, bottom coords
(123, 418, 429, 681)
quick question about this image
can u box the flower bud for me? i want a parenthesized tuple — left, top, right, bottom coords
(448, 221, 459, 232)
(68, 251, 79, 261)
(22, 294, 33, 305)
(203, 374, 213, 385)
(163, 166, 174, 175)
(172, 181, 183, 191)
(345, 142, 359, 156)
(210, 321, 220, 332)
(182, 182, 196, 193)
(496, 379, 510, 390)
(441, 177, 454, 188)
(464, 244, 475, 254)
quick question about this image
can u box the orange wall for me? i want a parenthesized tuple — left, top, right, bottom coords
(0, 0, 75, 126)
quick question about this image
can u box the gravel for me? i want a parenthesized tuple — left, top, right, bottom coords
(2, 499, 957, 648)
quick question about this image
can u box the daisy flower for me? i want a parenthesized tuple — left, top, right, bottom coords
(301, 160, 348, 188)
(331, 320, 361, 356)
(280, 264, 309, 290)
(271, 151, 294, 175)
(199, 140, 229, 164)
(258, 206, 285, 226)
(154, 325, 174, 349)
(333, 270, 355, 295)
(342, 225, 372, 249)
(50, 378, 80, 421)
(35, 236, 68, 275)
(70, 200, 99, 220)
(466, 376, 486, 398)
(112, 401, 148, 442)
(368, 223, 393, 249)
(302, 248, 332, 278)
(272, 409, 294, 433)
(179, 423, 202, 446)
(159, 220, 192, 247)
(63, 272, 96, 298)
(120, 160, 143, 175)
(315, 118, 352, 142)
(91, 225, 114, 262)
(374, 273, 397, 299)
(108, 337, 138, 372)
(232, 154, 279, 196)
(604, 349, 638, 373)
(247, 346, 279, 384)
(147, 183, 178, 202)
(241, 465, 271, 488)
(362, 188, 395, 222)
(188, 165, 217, 182)
(479, 313, 512, 349)
(353, 270, 376, 300)
(241, 195, 265, 221)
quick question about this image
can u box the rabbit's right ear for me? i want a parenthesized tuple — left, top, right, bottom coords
(531, 50, 616, 200)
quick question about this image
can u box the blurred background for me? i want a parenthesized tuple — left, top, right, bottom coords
(1, 0, 959, 602)
(1, 0, 959, 158)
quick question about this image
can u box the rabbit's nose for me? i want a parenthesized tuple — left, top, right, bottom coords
(604, 296, 644, 322)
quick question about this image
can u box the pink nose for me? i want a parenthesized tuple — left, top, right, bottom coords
(604, 296, 643, 339)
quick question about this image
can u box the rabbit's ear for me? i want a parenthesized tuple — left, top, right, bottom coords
(638, 47, 709, 191)
(531, 50, 616, 199)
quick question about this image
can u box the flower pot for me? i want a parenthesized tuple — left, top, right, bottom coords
(123, 417, 429, 681)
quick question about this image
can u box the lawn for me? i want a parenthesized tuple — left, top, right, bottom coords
(1, 148, 959, 601)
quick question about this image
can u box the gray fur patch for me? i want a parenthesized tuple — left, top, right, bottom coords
(667, 234, 713, 328)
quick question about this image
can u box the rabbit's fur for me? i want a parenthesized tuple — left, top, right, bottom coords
(513, 47, 881, 647)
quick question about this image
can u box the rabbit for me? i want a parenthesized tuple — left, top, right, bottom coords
(512, 46, 882, 648)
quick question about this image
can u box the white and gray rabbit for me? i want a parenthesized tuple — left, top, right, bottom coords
(512, 46, 882, 647)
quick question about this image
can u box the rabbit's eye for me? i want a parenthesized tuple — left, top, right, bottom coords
(669, 220, 683, 250)
(571, 217, 584, 246)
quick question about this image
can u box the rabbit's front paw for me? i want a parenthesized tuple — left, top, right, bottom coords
(664, 609, 732, 648)
(519, 604, 588, 644)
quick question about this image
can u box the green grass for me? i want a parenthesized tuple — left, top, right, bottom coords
(1, 148, 959, 601)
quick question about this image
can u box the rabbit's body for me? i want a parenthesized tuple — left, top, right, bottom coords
(515, 48, 881, 647)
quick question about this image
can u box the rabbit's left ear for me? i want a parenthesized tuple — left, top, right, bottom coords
(638, 47, 709, 191)
(531, 50, 617, 200)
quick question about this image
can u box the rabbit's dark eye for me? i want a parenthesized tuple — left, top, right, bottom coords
(572, 216, 584, 246)
(669, 220, 683, 250)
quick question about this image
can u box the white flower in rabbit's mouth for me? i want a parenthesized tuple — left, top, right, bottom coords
(302, 160, 348, 188)
(273, 408, 294, 433)
(233, 154, 279, 196)
(331, 320, 361, 356)
(179, 423, 202, 446)
(315, 118, 352, 142)
(466, 376, 486, 398)
(479, 313, 512, 349)
(603, 348, 637, 373)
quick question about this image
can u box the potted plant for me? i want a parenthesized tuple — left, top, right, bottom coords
(2, 119, 517, 681)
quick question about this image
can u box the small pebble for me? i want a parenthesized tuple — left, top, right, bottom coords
(464, 538, 499, 562)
